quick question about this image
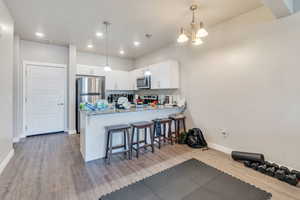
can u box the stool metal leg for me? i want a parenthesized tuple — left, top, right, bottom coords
(131, 127, 135, 159)
(123, 130, 127, 158)
(126, 128, 131, 160)
(108, 131, 113, 164)
(105, 131, 110, 159)
(136, 128, 140, 158)
(183, 119, 187, 133)
(144, 128, 148, 150)
(168, 121, 173, 145)
(150, 126, 155, 153)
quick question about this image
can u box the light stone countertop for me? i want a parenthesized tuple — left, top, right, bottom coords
(81, 105, 183, 116)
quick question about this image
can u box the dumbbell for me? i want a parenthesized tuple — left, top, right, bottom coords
(264, 161, 272, 167)
(251, 162, 260, 170)
(270, 163, 279, 170)
(266, 167, 276, 177)
(284, 174, 298, 186)
(243, 160, 252, 168)
(279, 166, 290, 174)
(258, 164, 267, 174)
(275, 169, 286, 181)
(291, 170, 300, 180)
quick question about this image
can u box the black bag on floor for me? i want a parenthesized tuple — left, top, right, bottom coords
(186, 128, 207, 148)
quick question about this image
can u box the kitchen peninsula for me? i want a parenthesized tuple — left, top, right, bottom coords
(80, 105, 183, 162)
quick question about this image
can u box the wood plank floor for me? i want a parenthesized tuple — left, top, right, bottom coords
(0, 133, 299, 200)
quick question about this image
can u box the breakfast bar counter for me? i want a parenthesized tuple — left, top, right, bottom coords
(80, 105, 183, 162)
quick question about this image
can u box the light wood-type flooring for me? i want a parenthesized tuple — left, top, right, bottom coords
(0, 133, 299, 200)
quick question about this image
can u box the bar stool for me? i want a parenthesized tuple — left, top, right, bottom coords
(130, 121, 154, 159)
(105, 124, 131, 164)
(153, 118, 174, 148)
(169, 115, 187, 143)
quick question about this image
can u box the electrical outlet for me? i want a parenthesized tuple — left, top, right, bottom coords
(221, 129, 229, 138)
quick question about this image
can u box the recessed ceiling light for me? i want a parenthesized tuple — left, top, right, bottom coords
(119, 50, 125, 55)
(133, 41, 140, 47)
(87, 44, 93, 48)
(96, 32, 103, 37)
(35, 32, 45, 38)
(1, 25, 7, 31)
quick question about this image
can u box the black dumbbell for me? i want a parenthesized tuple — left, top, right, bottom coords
(279, 166, 290, 174)
(270, 163, 279, 170)
(251, 162, 260, 170)
(266, 167, 276, 177)
(284, 174, 298, 186)
(291, 170, 300, 179)
(264, 161, 272, 167)
(275, 169, 286, 181)
(258, 164, 267, 174)
(243, 160, 252, 168)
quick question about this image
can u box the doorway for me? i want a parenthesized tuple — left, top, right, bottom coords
(23, 62, 67, 136)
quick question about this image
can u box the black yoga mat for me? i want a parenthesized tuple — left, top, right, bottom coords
(100, 159, 272, 200)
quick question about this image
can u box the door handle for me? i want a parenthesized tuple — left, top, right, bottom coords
(57, 103, 64, 106)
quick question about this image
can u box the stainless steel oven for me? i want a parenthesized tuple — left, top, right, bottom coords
(137, 76, 151, 89)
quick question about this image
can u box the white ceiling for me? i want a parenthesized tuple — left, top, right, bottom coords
(5, 0, 263, 59)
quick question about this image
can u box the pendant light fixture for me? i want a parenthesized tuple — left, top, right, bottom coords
(177, 5, 208, 46)
(103, 21, 112, 72)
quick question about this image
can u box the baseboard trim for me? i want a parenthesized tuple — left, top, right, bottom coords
(0, 149, 14, 175)
(208, 143, 233, 155)
(12, 134, 26, 143)
(68, 130, 77, 135)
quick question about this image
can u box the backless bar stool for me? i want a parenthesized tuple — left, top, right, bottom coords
(130, 121, 154, 159)
(169, 115, 186, 143)
(105, 124, 131, 164)
(153, 118, 173, 148)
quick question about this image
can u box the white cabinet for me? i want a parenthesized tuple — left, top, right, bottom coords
(77, 65, 106, 76)
(149, 60, 179, 89)
(105, 70, 131, 90)
(77, 60, 180, 91)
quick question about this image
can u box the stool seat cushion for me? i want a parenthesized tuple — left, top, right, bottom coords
(105, 124, 131, 131)
(131, 121, 153, 127)
(153, 118, 172, 123)
(170, 115, 185, 120)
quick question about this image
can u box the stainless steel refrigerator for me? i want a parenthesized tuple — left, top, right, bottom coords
(76, 76, 105, 133)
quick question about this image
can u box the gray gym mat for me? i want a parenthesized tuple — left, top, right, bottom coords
(100, 159, 272, 200)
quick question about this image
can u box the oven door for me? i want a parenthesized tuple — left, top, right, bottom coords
(137, 76, 151, 89)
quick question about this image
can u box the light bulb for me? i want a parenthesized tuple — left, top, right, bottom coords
(197, 28, 208, 38)
(197, 22, 208, 38)
(96, 32, 103, 37)
(144, 70, 151, 76)
(35, 32, 45, 38)
(104, 66, 112, 72)
(177, 28, 189, 43)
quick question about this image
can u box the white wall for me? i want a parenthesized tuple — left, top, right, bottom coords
(20, 40, 69, 64)
(0, 0, 14, 171)
(135, 7, 300, 170)
(77, 51, 133, 71)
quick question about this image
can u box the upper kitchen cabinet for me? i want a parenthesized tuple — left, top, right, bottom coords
(149, 60, 180, 89)
(105, 70, 131, 90)
(77, 65, 106, 76)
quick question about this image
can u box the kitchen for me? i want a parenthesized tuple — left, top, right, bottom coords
(76, 59, 185, 162)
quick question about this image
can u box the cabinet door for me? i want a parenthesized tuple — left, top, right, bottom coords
(105, 71, 118, 90)
(149, 64, 161, 89)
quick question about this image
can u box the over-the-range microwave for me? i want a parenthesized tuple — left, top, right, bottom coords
(136, 76, 151, 89)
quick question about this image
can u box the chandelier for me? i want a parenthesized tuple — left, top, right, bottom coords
(177, 5, 208, 46)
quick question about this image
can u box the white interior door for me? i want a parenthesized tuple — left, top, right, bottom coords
(25, 64, 66, 136)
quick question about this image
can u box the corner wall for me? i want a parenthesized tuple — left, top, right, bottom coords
(135, 7, 300, 169)
(0, 0, 14, 173)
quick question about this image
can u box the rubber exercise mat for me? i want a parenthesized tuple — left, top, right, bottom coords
(100, 159, 272, 200)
